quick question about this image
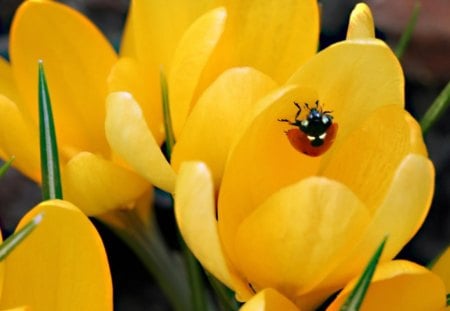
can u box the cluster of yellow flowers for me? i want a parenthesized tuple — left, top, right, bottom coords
(0, 0, 448, 310)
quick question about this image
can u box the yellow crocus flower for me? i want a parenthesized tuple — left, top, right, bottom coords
(173, 4, 436, 309)
(105, 0, 320, 193)
(0, 0, 149, 215)
(238, 260, 447, 310)
(0, 200, 112, 310)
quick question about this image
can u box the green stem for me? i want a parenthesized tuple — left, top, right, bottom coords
(160, 68, 207, 311)
(420, 81, 450, 135)
(207, 273, 240, 311)
(181, 237, 208, 311)
(100, 209, 191, 311)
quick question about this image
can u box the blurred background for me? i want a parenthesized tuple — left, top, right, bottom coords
(0, 0, 449, 310)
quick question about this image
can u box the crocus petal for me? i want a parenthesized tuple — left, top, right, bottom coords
(2, 307, 29, 311)
(432, 247, 450, 291)
(0, 57, 20, 105)
(321, 105, 427, 213)
(346, 3, 375, 40)
(218, 86, 323, 265)
(319, 154, 434, 291)
(107, 57, 164, 145)
(169, 7, 227, 137)
(288, 39, 403, 142)
(235, 177, 370, 297)
(0, 200, 112, 310)
(240, 288, 300, 311)
(10, 0, 117, 156)
(204, 0, 319, 84)
(62, 151, 150, 216)
(120, 0, 218, 101)
(105, 92, 176, 193)
(327, 260, 446, 311)
(174, 161, 253, 300)
(171, 67, 277, 188)
(0, 95, 40, 181)
(121, 0, 218, 65)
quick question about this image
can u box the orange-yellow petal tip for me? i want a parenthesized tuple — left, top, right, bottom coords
(346, 3, 376, 40)
(240, 288, 300, 311)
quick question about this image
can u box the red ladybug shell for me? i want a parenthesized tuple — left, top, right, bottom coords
(286, 123, 338, 157)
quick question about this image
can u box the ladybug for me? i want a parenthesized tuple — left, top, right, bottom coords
(278, 100, 338, 157)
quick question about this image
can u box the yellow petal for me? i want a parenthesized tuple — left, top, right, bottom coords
(234, 177, 371, 297)
(2, 307, 30, 311)
(321, 106, 427, 214)
(203, 0, 319, 84)
(120, 0, 219, 114)
(346, 3, 375, 40)
(218, 86, 323, 266)
(169, 7, 227, 137)
(62, 152, 150, 216)
(0, 200, 112, 311)
(240, 288, 300, 311)
(174, 161, 253, 300)
(10, 0, 117, 155)
(432, 247, 450, 291)
(107, 57, 164, 145)
(318, 154, 434, 291)
(0, 95, 40, 181)
(0, 57, 21, 105)
(121, 0, 218, 66)
(171, 67, 277, 188)
(288, 39, 403, 142)
(105, 92, 176, 193)
(328, 260, 447, 311)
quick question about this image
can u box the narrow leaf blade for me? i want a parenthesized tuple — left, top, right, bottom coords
(38, 60, 63, 200)
(420, 81, 450, 135)
(160, 67, 175, 159)
(0, 213, 44, 261)
(0, 157, 15, 179)
(340, 237, 387, 311)
(394, 1, 420, 59)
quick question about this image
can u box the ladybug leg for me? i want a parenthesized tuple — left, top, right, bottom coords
(277, 118, 296, 126)
(293, 102, 302, 121)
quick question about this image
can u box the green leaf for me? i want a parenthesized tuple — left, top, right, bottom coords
(447, 293, 450, 307)
(160, 67, 175, 159)
(0, 157, 15, 179)
(159, 68, 207, 311)
(394, 1, 420, 59)
(420, 81, 450, 135)
(340, 237, 387, 311)
(38, 60, 63, 200)
(0, 213, 43, 261)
